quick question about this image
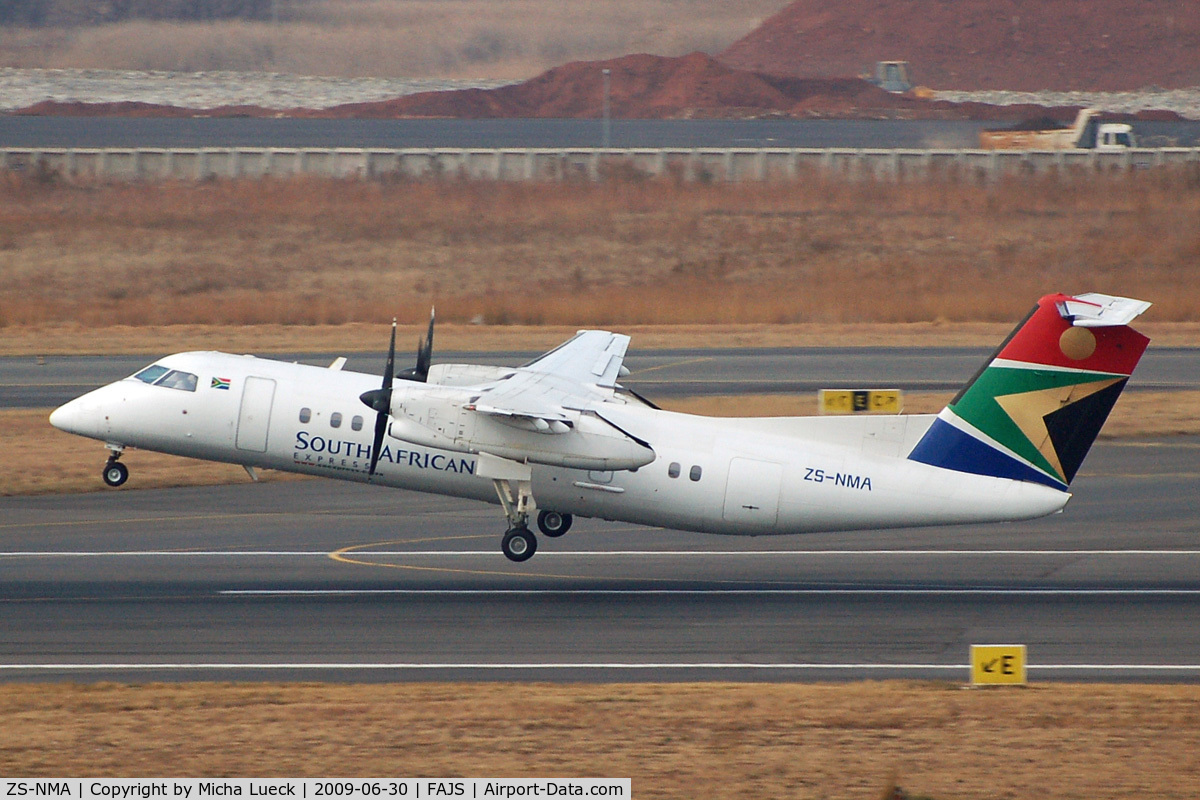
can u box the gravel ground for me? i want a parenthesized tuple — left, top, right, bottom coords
(931, 87, 1200, 119)
(2, 67, 1197, 118)
(0, 67, 511, 112)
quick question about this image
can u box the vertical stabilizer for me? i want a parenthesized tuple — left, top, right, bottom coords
(908, 293, 1150, 489)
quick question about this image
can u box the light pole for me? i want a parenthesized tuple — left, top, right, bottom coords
(601, 68, 611, 150)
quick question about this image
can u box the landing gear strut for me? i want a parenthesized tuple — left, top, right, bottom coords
(493, 477, 537, 562)
(102, 445, 128, 487)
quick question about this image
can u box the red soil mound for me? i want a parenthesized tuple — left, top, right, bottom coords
(319, 52, 979, 120)
(720, 0, 1200, 91)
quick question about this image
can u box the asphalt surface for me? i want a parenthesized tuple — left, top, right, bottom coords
(5, 346, 1199, 410)
(4, 118, 1200, 149)
(1, 436, 1198, 683)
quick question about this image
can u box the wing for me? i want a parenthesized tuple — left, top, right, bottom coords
(466, 330, 631, 429)
(520, 330, 630, 387)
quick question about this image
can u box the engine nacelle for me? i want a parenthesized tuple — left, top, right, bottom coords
(425, 363, 516, 387)
(387, 386, 654, 471)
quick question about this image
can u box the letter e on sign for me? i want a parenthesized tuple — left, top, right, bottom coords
(971, 644, 1027, 686)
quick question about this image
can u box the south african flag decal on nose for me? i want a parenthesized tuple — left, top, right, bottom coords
(909, 293, 1150, 490)
(211, 377, 231, 390)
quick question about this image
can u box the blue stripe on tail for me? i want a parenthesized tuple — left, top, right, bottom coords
(908, 417, 1068, 490)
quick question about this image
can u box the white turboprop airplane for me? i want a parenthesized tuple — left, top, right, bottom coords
(50, 292, 1150, 562)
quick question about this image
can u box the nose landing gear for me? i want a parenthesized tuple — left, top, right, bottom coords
(102, 448, 128, 488)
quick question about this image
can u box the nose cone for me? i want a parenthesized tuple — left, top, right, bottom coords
(49, 394, 103, 439)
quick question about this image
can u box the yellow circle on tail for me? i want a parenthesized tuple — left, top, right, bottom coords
(1059, 326, 1097, 360)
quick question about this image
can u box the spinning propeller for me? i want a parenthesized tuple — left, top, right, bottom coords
(359, 310, 436, 478)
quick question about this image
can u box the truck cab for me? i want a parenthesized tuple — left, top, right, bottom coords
(1095, 123, 1137, 151)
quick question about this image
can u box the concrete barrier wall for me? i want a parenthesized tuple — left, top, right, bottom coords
(4, 146, 1200, 181)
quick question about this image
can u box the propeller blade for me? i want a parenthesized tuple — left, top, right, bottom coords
(359, 319, 397, 478)
(397, 307, 435, 383)
(368, 408, 388, 477)
(383, 318, 397, 388)
(417, 307, 435, 379)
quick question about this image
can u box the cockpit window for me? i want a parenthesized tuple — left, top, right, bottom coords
(133, 365, 170, 384)
(155, 370, 198, 392)
(132, 365, 197, 391)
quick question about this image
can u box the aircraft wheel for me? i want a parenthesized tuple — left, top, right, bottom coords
(537, 510, 573, 538)
(501, 527, 537, 562)
(102, 460, 129, 488)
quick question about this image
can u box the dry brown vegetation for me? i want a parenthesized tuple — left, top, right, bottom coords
(0, 0, 786, 78)
(3, 169, 1200, 333)
(2, 682, 1199, 799)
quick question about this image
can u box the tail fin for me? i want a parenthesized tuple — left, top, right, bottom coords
(908, 292, 1151, 490)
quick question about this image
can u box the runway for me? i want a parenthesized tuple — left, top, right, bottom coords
(1, 437, 1198, 682)
(5, 346, 1200, 408)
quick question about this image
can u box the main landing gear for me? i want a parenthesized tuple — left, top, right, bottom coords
(537, 509, 573, 538)
(102, 445, 128, 487)
(491, 478, 573, 562)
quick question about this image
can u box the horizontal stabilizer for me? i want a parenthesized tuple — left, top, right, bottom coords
(1056, 292, 1152, 327)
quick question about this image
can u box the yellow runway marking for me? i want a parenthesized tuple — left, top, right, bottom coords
(626, 357, 712, 377)
(326, 532, 832, 589)
(328, 538, 584, 580)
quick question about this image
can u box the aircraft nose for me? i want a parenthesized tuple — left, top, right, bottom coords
(49, 396, 98, 437)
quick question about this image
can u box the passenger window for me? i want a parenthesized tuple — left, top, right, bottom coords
(690, 465, 702, 482)
(331, 412, 343, 428)
(299, 407, 312, 423)
(133, 365, 169, 384)
(351, 415, 363, 431)
(154, 370, 197, 392)
(668, 462, 681, 479)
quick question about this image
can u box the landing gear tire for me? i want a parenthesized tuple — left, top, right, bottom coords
(537, 510, 573, 538)
(102, 460, 129, 488)
(501, 526, 537, 562)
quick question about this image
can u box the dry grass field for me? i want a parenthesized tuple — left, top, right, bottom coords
(2, 682, 1199, 799)
(3, 169, 1200, 332)
(0, 0, 787, 78)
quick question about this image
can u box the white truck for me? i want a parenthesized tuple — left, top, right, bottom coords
(979, 108, 1136, 151)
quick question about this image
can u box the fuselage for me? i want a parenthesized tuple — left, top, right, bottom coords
(49, 351, 1071, 536)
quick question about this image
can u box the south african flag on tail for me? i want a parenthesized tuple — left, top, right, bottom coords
(908, 292, 1151, 490)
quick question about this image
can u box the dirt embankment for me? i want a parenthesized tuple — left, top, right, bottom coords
(18, 52, 1170, 121)
(319, 51, 943, 120)
(719, 0, 1200, 91)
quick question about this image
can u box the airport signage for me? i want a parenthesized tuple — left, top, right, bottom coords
(971, 644, 1028, 686)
